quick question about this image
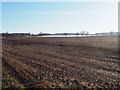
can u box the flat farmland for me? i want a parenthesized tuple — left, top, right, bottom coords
(2, 36, 119, 89)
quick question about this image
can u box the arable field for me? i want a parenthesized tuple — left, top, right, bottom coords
(2, 36, 119, 89)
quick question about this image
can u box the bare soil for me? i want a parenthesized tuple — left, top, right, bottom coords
(2, 36, 119, 89)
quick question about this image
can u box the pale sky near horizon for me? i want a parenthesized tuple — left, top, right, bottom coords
(2, 2, 118, 34)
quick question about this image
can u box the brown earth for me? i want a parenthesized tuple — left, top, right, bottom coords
(2, 36, 119, 89)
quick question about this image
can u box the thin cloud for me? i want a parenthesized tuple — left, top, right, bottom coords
(38, 11, 79, 15)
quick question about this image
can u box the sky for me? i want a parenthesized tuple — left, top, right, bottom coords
(2, 2, 118, 34)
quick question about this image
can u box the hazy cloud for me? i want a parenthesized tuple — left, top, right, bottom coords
(37, 11, 79, 15)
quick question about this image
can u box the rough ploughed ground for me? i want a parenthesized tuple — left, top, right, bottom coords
(2, 36, 119, 89)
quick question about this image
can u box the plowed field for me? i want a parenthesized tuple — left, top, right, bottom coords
(2, 36, 119, 89)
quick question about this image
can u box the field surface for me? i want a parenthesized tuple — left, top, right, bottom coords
(2, 36, 119, 89)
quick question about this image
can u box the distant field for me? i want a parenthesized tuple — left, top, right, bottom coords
(2, 36, 119, 89)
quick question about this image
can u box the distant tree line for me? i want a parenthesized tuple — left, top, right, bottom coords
(63, 31, 89, 37)
(2, 31, 118, 37)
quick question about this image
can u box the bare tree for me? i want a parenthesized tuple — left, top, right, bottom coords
(39, 32, 43, 37)
(80, 31, 85, 36)
(29, 32, 30, 36)
(85, 31, 89, 36)
(76, 32, 79, 37)
(64, 33, 67, 37)
(6, 31, 8, 34)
